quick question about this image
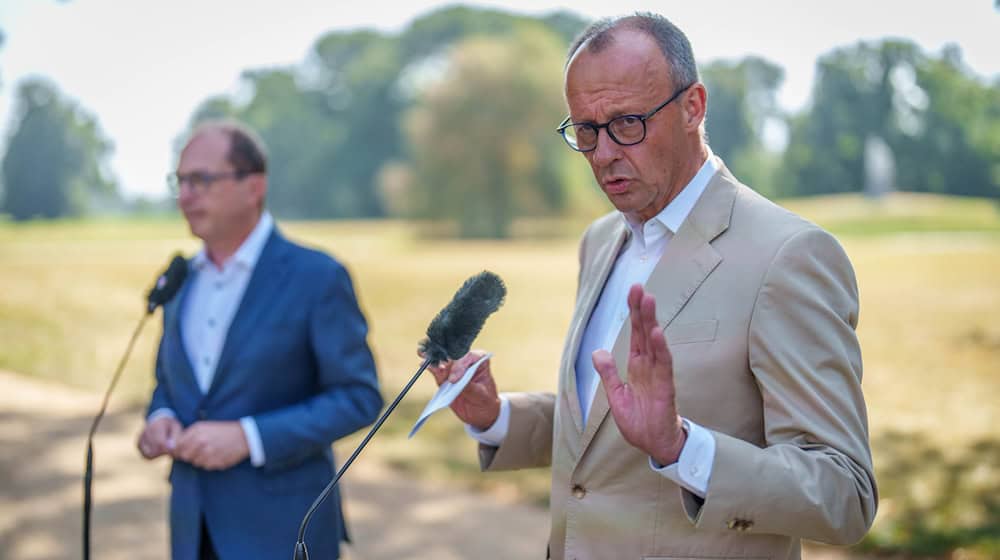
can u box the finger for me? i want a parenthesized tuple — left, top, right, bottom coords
(628, 285, 646, 356)
(164, 421, 181, 450)
(592, 349, 624, 395)
(639, 291, 658, 361)
(450, 353, 481, 383)
(137, 436, 152, 458)
(649, 324, 673, 373)
(428, 361, 452, 385)
(173, 430, 196, 460)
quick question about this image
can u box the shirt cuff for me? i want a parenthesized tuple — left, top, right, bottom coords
(649, 418, 716, 497)
(464, 394, 511, 447)
(240, 416, 266, 467)
(147, 408, 177, 423)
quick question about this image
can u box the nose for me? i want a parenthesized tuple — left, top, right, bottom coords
(588, 128, 622, 167)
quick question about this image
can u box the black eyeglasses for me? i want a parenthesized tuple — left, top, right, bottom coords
(166, 170, 251, 197)
(556, 83, 694, 152)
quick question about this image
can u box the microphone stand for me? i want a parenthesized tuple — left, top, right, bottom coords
(82, 311, 151, 560)
(293, 357, 432, 560)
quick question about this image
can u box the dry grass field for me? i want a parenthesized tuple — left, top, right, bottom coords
(1, 192, 998, 557)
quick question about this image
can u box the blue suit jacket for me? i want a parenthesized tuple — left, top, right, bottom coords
(147, 229, 383, 560)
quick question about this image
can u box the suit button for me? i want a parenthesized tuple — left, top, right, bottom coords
(572, 484, 586, 499)
(727, 518, 753, 531)
(197, 409, 207, 420)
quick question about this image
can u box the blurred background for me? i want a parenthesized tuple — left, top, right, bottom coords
(0, 1, 998, 559)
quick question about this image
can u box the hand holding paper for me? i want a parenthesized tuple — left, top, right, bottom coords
(410, 353, 493, 438)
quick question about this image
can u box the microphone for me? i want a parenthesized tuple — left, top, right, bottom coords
(147, 254, 189, 313)
(293, 271, 506, 560)
(419, 271, 507, 365)
(83, 254, 188, 560)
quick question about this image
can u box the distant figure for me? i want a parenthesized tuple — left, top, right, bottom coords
(136, 120, 382, 560)
(428, 12, 877, 560)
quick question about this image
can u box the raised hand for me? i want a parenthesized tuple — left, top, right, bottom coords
(592, 284, 686, 465)
(424, 350, 501, 431)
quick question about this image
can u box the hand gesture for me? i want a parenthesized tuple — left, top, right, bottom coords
(592, 284, 686, 465)
(172, 420, 250, 470)
(423, 350, 500, 431)
(137, 416, 182, 459)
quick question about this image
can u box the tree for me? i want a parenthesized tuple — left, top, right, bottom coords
(778, 39, 999, 199)
(778, 40, 924, 197)
(179, 6, 589, 223)
(893, 46, 1000, 198)
(1, 79, 117, 220)
(701, 56, 784, 196)
(404, 27, 569, 238)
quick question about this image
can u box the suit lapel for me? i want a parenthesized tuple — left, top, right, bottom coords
(579, 164, 738, 455)
(166, 271, 199, 391)
(208, 231, 291, 396)
(563, 218, 628, 436)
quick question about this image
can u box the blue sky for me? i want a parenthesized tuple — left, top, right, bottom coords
(1, 0, 997, 198)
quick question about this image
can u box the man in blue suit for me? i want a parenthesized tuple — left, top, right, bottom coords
(137, 120, 383, 560)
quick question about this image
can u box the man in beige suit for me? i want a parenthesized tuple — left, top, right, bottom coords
(430, 12, 877, 560)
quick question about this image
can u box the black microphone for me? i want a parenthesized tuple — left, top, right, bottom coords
(147, 254, 189, 313)
(83, 254, 188, 560)
(293, 271, 506, 560)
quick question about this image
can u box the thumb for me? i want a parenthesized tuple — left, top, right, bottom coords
(592, 350, 624, 393)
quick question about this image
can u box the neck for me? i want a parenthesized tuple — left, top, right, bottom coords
(205, 215, 259, 268)
(637, 141, 710, 224)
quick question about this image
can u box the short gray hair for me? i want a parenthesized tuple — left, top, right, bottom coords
(567, 12, 699, 90)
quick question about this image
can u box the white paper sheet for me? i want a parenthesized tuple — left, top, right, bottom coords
(408, 353, 492, 439)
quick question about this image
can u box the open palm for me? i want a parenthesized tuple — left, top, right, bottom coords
(592, 284, 686, 466)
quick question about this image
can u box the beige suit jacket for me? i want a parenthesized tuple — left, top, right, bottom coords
(480, 162, 877, 560)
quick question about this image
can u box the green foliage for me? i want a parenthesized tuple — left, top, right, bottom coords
(701, 56, 784, 197)
(778, 40, 1000, 200)
(1, 79, 118, 220)
(403, 28, 571, 238)
(175, 6, 589, 224)
(894, 48, 1000, 199)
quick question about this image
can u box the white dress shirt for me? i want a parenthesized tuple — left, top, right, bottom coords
(148, 211, 274, 467)
(469, 151, 720, 497)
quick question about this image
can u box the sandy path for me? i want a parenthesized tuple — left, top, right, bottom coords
(0, 370, 549, 559)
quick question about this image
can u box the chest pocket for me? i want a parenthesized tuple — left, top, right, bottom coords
(664, 319, 718, 345)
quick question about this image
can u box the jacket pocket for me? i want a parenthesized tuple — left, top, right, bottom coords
(664, 319, 718, 345)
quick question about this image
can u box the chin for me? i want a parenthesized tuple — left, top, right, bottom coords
(185, 220, 208, 241)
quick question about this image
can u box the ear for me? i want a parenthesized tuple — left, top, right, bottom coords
(681, 83, 708, 133)
(248, 174, 268, 207)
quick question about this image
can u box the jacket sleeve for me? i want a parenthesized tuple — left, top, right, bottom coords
(253, 262, 383, 470)
(479, 391, 556, 471)
(146, 314, 174, 417)
(686, 227, 878, 545)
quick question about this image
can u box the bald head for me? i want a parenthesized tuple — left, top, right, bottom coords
(184, 120, 268, 177)
(567, 13, 699, 93)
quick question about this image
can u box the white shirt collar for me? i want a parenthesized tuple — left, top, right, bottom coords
(191, 211, 275, 271)
(622, 147, 720, 240)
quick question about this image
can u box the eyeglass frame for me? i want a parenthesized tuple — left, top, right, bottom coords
(166, 170, 257, 197)
(556, 82, 695, 152)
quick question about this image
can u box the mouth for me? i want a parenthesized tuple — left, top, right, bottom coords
(601, 176, 632, 195)
(182, 207, 205, 221)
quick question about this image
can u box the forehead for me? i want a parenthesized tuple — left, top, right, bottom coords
(565, 29, 671, 116)
(178, 129, 231, 171)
